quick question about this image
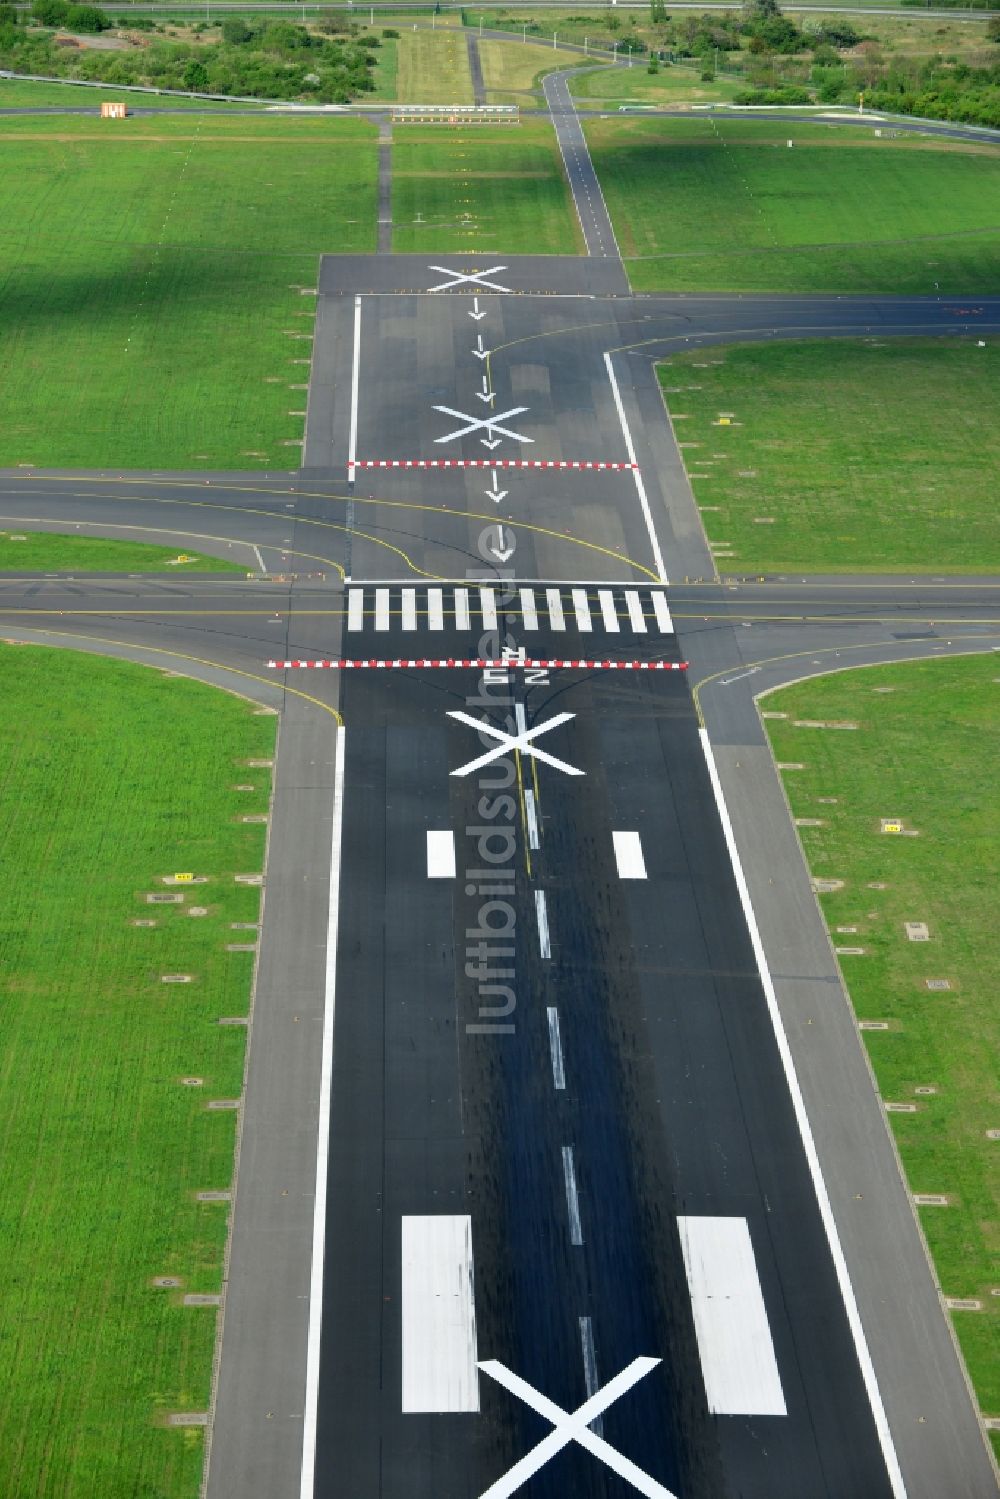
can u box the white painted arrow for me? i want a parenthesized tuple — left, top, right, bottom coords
(488, 524, 515, 563)
(472, 334, 490, 361)
(486, 471, 508, 504)
(469, 296, 487, 322)
(476, 375, 495, 405)
(481, 438, 503, 451)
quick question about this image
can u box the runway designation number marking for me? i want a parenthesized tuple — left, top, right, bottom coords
(427, 263, 512, 293)
(477, 1358, 675, 1499)
(447, 710, 584, 779)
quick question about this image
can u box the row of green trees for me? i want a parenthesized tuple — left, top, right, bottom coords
(0, 15, 383, 100)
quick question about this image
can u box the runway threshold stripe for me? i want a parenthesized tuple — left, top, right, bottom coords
(572, 587, 593, 632)
(651, 590, 674, 635)
(428, 588, 444, 631)
(455, 587, 471, 631)
(677, 1216, 786, 1417)
(520, 588, 539, 631)
(612, 831, 647, 880)
(401, 587, 416, 632)
(426, 831, 456, 879)
(480, 586, 498, 632)
(401, 1215, 479, 1413)
(546, 587, 566, 632)
(375, 587, 390, 632)
(347, 588, 364, 632)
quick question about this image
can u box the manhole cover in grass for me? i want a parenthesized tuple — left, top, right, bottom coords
(152, 1277, 182, 1289)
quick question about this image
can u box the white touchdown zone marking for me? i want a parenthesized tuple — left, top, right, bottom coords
(426, 830, 456, 879)
(604, 351, 668, 584)
(546, 1007, 566, 1089)
(535, 889, 551, 959)
(677, 1216, 785, 1416)
(401, 1215, 479, 1413)
(562, 1145, 584, 1245)
(613, 831, 647, 880)
(299, 727, 347, 1499)
(698, 728, 907, 1497)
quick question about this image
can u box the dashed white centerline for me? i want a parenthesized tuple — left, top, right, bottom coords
(546, 1007, 566, 1090)
(524, 787, 540, 850)
(612, 831, 647, 880)
(579, 1316, 604, 1437)
(535, 889, 551, 959)
(562, 1145, 584, 1245)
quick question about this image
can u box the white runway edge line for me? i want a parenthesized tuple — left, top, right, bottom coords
(677, 1216, 786, 1416)
(401, 1215, 480, 1413)
(604, 352, 668, 585)
(612, 831, 647, 880)
(347, 295, 361, 485)
(299, 727, 347, 1499)
(697, 729, 908, 1498)
(426, 830, 457, 879)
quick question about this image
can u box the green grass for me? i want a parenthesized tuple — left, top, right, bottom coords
(659, 339, 1000, 574)
(570, 61, 742, 106)
(763, 655, 1000, 1453)
(0, 531, 247, 571)
(0, 77, 254, 107)
(583, 116, 1000, 293)
(391, 120, 583, 253)
(477, 37, 581, 96)
(0, 643, 276, 1498)
(390, 27, 473, 102)
(0, 113, 377, 470)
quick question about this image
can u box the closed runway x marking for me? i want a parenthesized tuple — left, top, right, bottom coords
(427, 264, 511, 293)
(477, 1358, 674, 1499)
(432, 405, 534, 447)
(447, 710, 583, 778)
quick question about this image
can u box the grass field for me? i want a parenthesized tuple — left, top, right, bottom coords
(659, 339, 1000, 575)
(0, 112, 376, 469)
(0, 643, 275, 1498)
(0, 531, 246, 571)
(391, 120, 582, 253)
(569, 61, 741, 107)
(0, 77, 254, 107)
(477, 37, 581, 96)
(763, 655, 1000, 1452)
(388, 27, 472, 103)
(584, 117, 1000, 294)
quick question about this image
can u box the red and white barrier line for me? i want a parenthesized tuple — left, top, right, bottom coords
(268, 658, 688, 671)
(355, 459, 639, 471)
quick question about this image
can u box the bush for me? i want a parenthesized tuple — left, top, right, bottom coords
(63, 2, 109, 30)
(182, 57, 208, 90)
(0, 2, 21, 23)
(733, 83, 811, 103)
(31, 0, 68, 23)
(221, 14, 251, 43)
(382, 26, 399, 37)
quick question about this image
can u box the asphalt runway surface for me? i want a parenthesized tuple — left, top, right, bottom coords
(2, 250, 999, 1498)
